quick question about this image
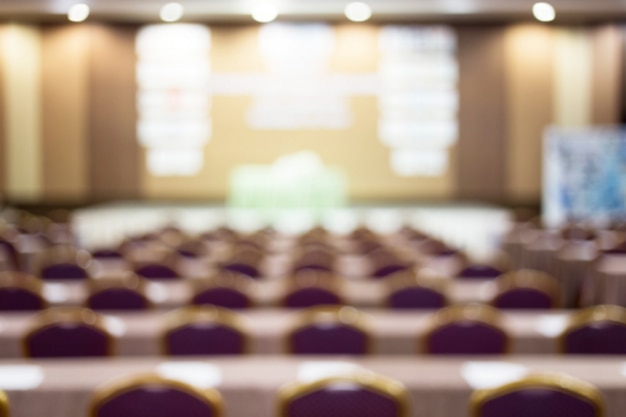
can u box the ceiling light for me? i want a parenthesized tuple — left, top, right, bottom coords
(160, 2, 184, 22)
(68, 3, 90, 22)
(532, 2, 555, 22)
(252, 4, 278, 23)
(344, 2, 372, 22)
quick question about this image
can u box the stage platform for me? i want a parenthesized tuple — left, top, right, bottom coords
(72, 202, 512, 258)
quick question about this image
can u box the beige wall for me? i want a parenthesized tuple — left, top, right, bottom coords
(591, 25, 623, 125)
(504, 24, 555, 203)
(0, 22, 622, 205)
(456, 26, 507, 202)
(41, 25, 90, 201)
(0, 27, 5, 198)
(87, 24, 140, 201)
(1, 24, 43, 202)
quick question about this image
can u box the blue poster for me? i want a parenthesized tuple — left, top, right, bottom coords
(543, 126, 626, 227)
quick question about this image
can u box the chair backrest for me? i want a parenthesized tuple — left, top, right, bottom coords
(39, 245, 91, 280)
(23, 307, 114, 358)
(559, 305, 626, 354)
(162, 306, 248, 355)
(86, 275, 150, 311)
(0, 389, 7, 417)
(192, 286, 251, 309)
(0, 237, 20, 270)
(422, 304, 509, 355)
(278, 372, 408, 417)
(470, 373, 604, 417)
(220, 248, 263, 279)
(368, 248, 411, 279)
(134, 263, 179, 280)
(0, 271, 47, 311)
(89, 374, 223, 417)
(287, 306, 370, 355)
(387, 286, 447, 309)
(385, 271, 447, 309)
(91, 248, 124, 259)
(492, 269, 559, 310)
(283, 287, 343, 309)
(292, 248, 335, 274)
(458, 264, 503, 279)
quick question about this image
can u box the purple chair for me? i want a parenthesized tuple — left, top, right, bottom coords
(0, 271, 46, 311)
(423, 305, 508, 355)
(221, 262, 260, 279)
(471, 374, 603, 417)
(38, 245, 92, 280)
(493, 288, 554, 310)
(176, 240, 209, 258)
(373, 263, 410, 279)
(192, 287, 251, 309)
(0, 238, 19, 270)
(560, 305, 626, 354)
(24, 308, 114, 358)
(279, 373, 408, 417)
(387, 286, 446, 310)
(492, 269, 558, 310)
(91, 249, 124, 259)
(283, 287, 343, 309)
(162, 307, 247, 355)
(90, 374, 223, 417)
(458, 265, 503, 279)
(88, 288, 149, 311)
(292, 250, 335, 274)
(288, 306, 370, 355)
(0, 287, 46, 311)
(134, 263, 179, 280)
(41, 263, 88, 280)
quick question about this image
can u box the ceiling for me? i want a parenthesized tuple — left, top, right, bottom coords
(1, 0, 626, 23)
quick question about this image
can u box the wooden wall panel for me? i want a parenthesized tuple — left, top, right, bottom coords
(2, 24, 43, 202)
(41, 25, 89, 202)
(552, 28, 592, 126)
(87, 24, 139, 200)
(591, 25, 622, 125)
(456, 26, 507, 202)
(504, 24, 554, 204)
(0, 27, 6, 198)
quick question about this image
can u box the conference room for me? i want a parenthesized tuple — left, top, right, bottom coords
(0, 1, 626, 416)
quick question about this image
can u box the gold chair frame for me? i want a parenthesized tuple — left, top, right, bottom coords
(470, 372, 604, 417)
(0, 271, 48, 309)
(419, 303, 510, 354)
(492, 269, 560, 308)
(160, 305, 250, 355)
(22, 307, 115, 357)
(285, 305, 372, 354)
(89, 373, 224, 417)
(557, 304, 626, 353)
(277, 371, 409, 417)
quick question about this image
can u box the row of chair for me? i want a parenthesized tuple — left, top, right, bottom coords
(11, 304, 626, 357)
(0, 367, 605, 417)
(2, 210, 503, 282)
(0, 268, 561, 311)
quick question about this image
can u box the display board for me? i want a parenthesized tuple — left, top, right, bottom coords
(134, 23, 459, 204)
(543, 126, 626, 227)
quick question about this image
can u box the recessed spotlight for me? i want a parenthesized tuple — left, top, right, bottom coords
(532, 2, 555, 22)
(345, 2, 372, 22)
(160, 2, 184, 22)
(252, 4, 278, 23)
(68, 3, 90, 22)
